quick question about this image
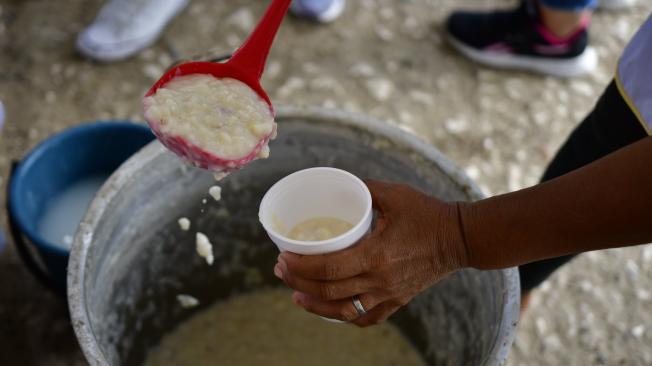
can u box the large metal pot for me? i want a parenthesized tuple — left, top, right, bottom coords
(68, 107, 520, 366)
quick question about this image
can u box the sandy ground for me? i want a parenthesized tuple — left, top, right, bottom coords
(1, 0, 651, 365)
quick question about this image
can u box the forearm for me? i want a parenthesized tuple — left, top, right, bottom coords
(460, 136, 652, 270)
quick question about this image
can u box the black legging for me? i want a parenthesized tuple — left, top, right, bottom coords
(519, 80, 648, 292)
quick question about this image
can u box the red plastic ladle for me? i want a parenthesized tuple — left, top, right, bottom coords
(143, 0, 292, 172)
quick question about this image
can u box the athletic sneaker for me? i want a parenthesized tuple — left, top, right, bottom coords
(445, 1, 597, 77)
(290, 0, 346, 23)
(77, 0, 189, 62)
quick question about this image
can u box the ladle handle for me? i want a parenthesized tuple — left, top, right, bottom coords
(228, 0, 292, 80)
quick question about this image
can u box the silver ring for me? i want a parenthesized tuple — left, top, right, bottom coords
(352, 295, 367, 316)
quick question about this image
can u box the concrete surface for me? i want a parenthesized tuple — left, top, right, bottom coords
(0, 0, 651, 365)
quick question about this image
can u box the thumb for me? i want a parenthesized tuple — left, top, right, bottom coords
(364, 179, 396, 213)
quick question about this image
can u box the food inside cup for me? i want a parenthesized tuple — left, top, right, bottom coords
(286, 217, 354, 242)
(143, 74, 277, 172)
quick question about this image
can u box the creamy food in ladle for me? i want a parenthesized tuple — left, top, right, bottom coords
(144, 74, 276, 161)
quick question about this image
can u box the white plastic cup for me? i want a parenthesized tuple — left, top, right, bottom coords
(259, 167, 372, 255)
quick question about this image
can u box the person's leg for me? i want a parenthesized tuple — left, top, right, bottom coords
(290, 0, 346, 23)
(77, 0, 189, 62)
(539, 2, 592, 38)
(445, 0, 597, 77)
(519, 80, 648, 311)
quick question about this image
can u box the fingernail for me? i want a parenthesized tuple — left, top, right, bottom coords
(273, 263, 283, 279)
(278, 252, 288, 263)
(292, 292, 306, 305)
(277, 257, 288, 273)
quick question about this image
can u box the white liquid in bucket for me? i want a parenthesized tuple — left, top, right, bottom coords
(38, 175, 109, 250)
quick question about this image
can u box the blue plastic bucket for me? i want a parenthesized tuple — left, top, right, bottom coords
(7, 121, 155, 295)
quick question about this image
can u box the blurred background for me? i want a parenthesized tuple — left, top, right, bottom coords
(0, 0, 651, 364)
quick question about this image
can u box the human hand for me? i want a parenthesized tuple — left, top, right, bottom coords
(273, 180, 469, 326)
